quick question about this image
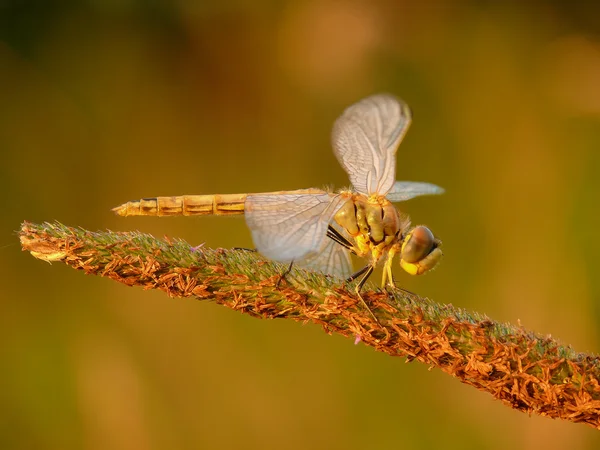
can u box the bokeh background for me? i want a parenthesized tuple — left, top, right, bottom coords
(2, 1, 600, 449)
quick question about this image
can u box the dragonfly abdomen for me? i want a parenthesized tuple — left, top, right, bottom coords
(112, 194, 248, 217)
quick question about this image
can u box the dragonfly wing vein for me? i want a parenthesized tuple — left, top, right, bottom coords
(245, 191, 349, 263)
(385, 181, 445, 202)
(298, 223, 353, 279)
(331, 94, 411, 196)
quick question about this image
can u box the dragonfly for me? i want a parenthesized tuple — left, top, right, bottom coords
(113, 94, 444, 320)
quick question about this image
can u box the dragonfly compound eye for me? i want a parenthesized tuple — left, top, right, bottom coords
(399, 226, 443, 275)
(401, 226, 434, 263)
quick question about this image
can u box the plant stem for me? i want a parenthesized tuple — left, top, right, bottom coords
(18, 221, 600, 430)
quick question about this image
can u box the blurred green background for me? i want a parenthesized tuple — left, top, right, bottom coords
(2, 1, 600, 449)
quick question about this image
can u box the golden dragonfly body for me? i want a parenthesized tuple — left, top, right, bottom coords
(114, 94, 444, 317)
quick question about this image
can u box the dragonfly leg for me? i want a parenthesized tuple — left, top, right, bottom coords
(276, 261, 294, 288)
(380, 249, 416, 299)
(346, 264, 371, 283)
(352, 265, 381, 324)
(384, 280, 417, 297)
(395, 286, 418, 299)
(327, 225, 356, 253)
(355, 264, 373, 292)
(381, 254, 395, 288)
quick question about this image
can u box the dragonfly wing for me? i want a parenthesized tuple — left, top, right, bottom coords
(385, 181, 445, 202)
(331, 94, 411, 196)
(245, 190, 349, 263)
(297, 224, 353, 279)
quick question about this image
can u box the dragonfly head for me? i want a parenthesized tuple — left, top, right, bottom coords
(399, 225, 442, 275)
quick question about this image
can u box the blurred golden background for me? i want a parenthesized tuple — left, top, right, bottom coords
(2, 1, 600, 449)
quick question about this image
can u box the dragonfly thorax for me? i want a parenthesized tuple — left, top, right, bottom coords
(334, 193, 409, 264)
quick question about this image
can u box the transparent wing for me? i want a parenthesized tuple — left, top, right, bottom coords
(297, 224, 353, 279)
(385, 181, 445, 203)
(245, 190, 349, 263)
(331, 94, 411, 196)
